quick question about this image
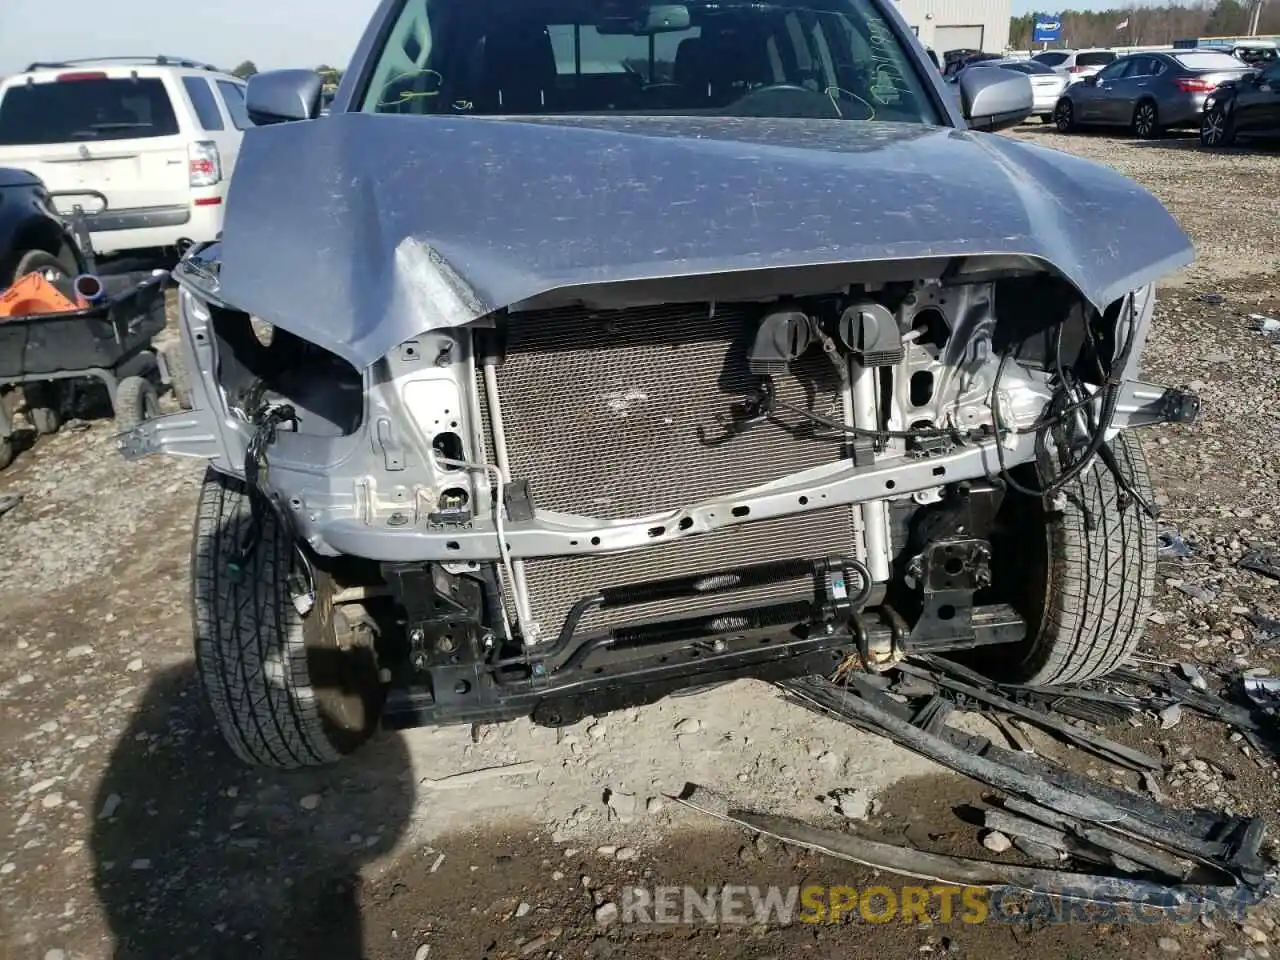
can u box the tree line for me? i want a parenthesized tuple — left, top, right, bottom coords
(1011, 0, 1280, 50)
(230, 61, 343, 87)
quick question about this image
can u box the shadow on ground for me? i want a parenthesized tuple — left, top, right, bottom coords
(89, 663, 413, 960)
(346, 776, 1228, 960)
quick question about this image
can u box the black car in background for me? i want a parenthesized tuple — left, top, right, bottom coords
(1200, 58, 1280, 147)
(0, 166, 83, 287)
(942, 49, 1000, 79)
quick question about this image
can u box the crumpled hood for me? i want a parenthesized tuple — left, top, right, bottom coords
(212, 112, 1194, 370)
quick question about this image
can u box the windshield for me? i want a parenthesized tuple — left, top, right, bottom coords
(358, 0, 942, 125)
(1075, 50, 1116, 67)
(0, 77, 180, 145)
(1174, 52, 1251, 71)
(1002, 60, 1055, 74)
(1032, 51, 1068, 66)
(1236, 47, 1278, 64)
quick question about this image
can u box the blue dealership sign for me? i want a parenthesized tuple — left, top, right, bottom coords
(1033, 15, 1062, 42)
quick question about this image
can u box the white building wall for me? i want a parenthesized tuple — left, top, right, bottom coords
(892, 0, 1013, 55)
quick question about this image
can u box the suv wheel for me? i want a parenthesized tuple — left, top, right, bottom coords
(1054, 99, 1075, 133)
(981, 432, 1156, 685)
(1132, 100, 1160, 139)
(113, 376, 160, 433)
(192, 468, 385, 768)
(9, 248, 74, 288)
(158, 342, 195, 409)
(23, 382, 62, 436)
(1200, 105, 1234, 147)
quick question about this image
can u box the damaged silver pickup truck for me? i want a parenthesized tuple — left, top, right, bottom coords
(119, 0, 1202, 769)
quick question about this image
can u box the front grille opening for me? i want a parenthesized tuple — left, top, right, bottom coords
(474, 298, 863, 639)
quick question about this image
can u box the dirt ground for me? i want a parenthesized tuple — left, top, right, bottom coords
(2, 126, 1280, 960)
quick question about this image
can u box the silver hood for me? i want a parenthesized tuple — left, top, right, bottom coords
(206, 112, 1194, 370)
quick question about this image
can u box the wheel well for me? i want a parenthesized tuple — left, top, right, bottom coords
(1, 216, 73, 280)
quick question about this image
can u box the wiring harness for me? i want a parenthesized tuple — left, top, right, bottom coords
(730, 292, 1155, 516)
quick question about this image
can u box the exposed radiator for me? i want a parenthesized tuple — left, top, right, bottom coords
(478, 300, 861, 638)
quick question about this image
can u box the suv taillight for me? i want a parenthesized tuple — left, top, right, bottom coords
(188, 141, 222, 187)
(1068, 65, 1086, 73)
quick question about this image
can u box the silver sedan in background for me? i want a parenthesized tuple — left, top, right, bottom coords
(1053, 50, 1254, 138)
(992, 59, 1069, 121)
(948, 59, 1067, 123)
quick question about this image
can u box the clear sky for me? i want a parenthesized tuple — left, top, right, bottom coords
(0, 0, 1122, 76)
(0, 0, 383, 76)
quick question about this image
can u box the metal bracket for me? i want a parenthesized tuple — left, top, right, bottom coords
(383, 562, 498, 710)
(1158, 387, 1200, 425)
(904, 538, 997, 652)
(1113, 381, 1201, 429)
(504, 479, 535, 522)
(115, 411, 223, 461)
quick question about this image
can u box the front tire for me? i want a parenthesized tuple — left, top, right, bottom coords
(1132, 100, 1160, 139)
(1054, 99, 1076, 133)
(1200, 105, 1235, 147)
(192, 468, 385, 768)
(985, 432, 1157, 685)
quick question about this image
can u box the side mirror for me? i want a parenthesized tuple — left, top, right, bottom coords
(1081, 74, 1099, 86)
(959, 67, 1033, 132)
(245, 69, 324, 125)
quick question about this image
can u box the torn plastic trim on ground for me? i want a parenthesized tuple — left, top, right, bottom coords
(667, 661, 1275, 910)
(675, 783, 1266, 911)
(1157, 528, 1194, 560)
(1240, 549, 1280, 583)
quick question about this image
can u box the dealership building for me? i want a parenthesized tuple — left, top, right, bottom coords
(892, 0, 1013, 55)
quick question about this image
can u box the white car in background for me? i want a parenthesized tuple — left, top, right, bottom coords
(946, 58, 1067, 123)
(983, 59, 1068, 121)
(0, 56, 251, 258)
(1032, 48, 1119, 85)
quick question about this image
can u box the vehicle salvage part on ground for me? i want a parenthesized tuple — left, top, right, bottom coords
(676, 780, 1270, 910)
(1108, 665, 1279, 758)
(659, 667, 1278, 907)
(1239, 549, 1280, 583)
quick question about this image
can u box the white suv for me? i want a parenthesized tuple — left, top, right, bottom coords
(0, 56, 251, 257)
(1031, 48, 1119, 85)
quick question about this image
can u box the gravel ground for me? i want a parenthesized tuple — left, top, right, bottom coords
(2, 127, 1280, 960)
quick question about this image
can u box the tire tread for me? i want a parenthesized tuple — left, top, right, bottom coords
(1021, 433, 1156, 685)
(191, 468, 342, 769)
